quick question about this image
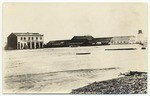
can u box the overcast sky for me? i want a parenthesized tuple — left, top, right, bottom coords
(3, 3, 148, 43)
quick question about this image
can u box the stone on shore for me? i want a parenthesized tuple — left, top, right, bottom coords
(71, 72, 147, 94)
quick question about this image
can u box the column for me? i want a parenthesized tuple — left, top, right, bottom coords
(20, 43, 22, 49)
(30, 42, 32, 49)
(39, 42, 41, 48)
(20, 43, 21, 49)
(22, 43, 24, 49)
(34, 42, 36, 49)
(42, 42, 44, 48)
(17, 42, 19, 49)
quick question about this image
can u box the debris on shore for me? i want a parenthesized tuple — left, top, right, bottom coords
(105, 48, 137, 51)
(71, 71, 147, 94)
(76, 52, 91, 55)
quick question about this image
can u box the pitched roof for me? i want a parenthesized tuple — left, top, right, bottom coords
(71, 36, 94, 40)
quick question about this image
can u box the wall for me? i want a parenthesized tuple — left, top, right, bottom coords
(7, 33, 17, 49)
(110, 36, 136, 45)
(17, 35, 44, 49)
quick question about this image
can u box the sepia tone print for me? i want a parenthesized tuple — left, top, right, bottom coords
(2, 3, 147, 94)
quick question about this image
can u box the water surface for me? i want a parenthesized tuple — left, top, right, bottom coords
(3, 45, 147, 93)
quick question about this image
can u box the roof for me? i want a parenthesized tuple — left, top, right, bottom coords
(48, 40, 70, 43)
(12, 32, 43, 36)
(112, 36, 135, 38)
(94, 37, 112, 41)
(71, 35, 94, 40)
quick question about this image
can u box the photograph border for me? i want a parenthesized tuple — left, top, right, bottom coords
(0, 0, 149, 96)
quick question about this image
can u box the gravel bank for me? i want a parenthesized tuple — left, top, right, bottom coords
(71, 72, 147, 94)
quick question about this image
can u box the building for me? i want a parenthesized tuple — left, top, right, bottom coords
(69, 35, 94, 46)
(45, 35, 137, 48)
(45, 30, 143, 48)
(110, 36, 136, 45)
(45, 40, 70, 48)
(136, 30, 144, 44)
(7, 32, 44, 50)
(94, 37, 112, 45)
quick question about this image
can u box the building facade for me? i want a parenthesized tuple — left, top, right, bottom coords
(46, 40, 70, 48)
(45, 35, 137, 48)
(70, 36, 94, 46)
(7, 32, 44, 50)
(110, 36, 136, 45)
(94, 37, 112, 45)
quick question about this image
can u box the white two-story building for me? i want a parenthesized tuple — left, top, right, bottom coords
(7, 32, 44, 50)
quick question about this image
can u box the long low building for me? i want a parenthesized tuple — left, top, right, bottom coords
(45, 35, 136, 48)
(110, 36, 136, 45)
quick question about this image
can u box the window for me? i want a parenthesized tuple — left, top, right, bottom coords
(21, 37, 22, 40)
(40, 37, 42, 40)
(24, 37, 26, 40)
(28, 37, 30, 40)
(36, 37, 38, 40)
(32, 37, 34, 40)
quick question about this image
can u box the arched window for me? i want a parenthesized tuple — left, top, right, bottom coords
(32, 37, 34, 40)
(21, 37, 22, 40)
(28, 37, 30, 40)
(24, 37, 26, 40)
(121, 41, 123, 44)
(36, 37, 38, 40)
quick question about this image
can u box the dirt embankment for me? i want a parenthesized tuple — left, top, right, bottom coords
(71, 71, 147, 94)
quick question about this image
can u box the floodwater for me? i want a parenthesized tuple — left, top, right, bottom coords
(3, 44, 147, 93)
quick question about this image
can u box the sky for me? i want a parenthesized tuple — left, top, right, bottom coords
(2, 3, 148, 44)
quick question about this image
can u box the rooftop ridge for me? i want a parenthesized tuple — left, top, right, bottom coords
(12, 32, 43, 36)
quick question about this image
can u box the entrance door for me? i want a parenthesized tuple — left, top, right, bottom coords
(32, 42, 34, 49)
(18, 43, 20, 49)
(40, 42, 43, 48)
(36, 42, 39, 48)
(27, 42, 30, 49)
